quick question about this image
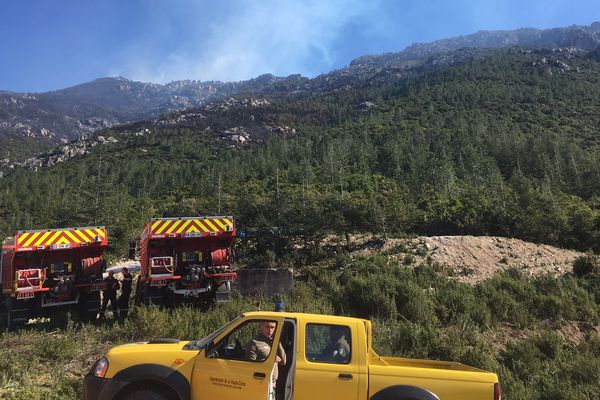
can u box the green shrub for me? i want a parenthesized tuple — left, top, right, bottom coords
(38, 334, 77, 361)
(394, 281, 433, 323)
(573, 255, 599, 277)
(372, 319, 442, 359)
(434, 281, 491, 326)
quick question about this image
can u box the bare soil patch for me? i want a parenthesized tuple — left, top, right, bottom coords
(336, 235, 585, 284)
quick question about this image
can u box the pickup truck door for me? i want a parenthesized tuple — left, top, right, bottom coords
(191, 315, 285, 400)
(294, 320, 362, 400)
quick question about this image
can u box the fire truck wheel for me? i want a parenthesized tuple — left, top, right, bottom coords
(120, 388, 170, 400)
(4, 297, 22, 330)
(5, 296, 13, 329)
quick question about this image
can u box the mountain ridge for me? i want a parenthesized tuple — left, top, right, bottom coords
(1, 21, 600, 158)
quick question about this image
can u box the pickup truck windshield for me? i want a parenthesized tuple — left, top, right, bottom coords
(183, 316, 241, 350)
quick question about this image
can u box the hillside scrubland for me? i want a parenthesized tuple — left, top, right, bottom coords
(1, 248, 600, 399)
(2, 48, 600, 399)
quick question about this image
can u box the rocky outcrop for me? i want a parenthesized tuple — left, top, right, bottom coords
(218, 124, 297, 147)
(350, 23, 600, 70)
(2, 135, 119, 172)
(3, 22, 600, 167)
(3, 22, 600, 150)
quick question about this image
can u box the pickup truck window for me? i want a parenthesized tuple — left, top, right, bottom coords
(206, 319, 278, 362)
(183, 316, 241, 350)
(306, 323, 351, 364)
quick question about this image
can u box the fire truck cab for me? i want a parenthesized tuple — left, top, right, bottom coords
(135, 216, 237, 307)
(1, 226, 108, 328)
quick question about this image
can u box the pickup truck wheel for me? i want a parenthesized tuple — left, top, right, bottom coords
(121, 388, 169, 400)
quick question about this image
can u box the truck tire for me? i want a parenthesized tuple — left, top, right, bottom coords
(0, 294, 7, 330)
(5, 296, 17, 330)
(120, 388, 170, 400)
(4, 297, 29, 330)
(370, 385, 440, 400)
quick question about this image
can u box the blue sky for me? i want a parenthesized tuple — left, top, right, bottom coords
(1, 0, 599, 92)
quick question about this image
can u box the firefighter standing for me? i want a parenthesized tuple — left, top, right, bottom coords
(245, 321, 286, 400)
(119, 267, 133, 317)
(100, 270, 120, 318)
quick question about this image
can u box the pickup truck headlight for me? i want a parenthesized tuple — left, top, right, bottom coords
(93, 357, 109, 378)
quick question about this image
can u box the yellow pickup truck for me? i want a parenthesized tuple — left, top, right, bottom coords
(84, 311, 501, 400)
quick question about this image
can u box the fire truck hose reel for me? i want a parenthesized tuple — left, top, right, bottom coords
(23, 271, 43, 289)
(210, 248, 229, 266)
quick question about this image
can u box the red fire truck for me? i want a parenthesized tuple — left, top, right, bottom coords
(1, 226, 108, 328)
(135, 216, 237, 307)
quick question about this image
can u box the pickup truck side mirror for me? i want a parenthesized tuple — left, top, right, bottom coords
(205, 341, 217, 358)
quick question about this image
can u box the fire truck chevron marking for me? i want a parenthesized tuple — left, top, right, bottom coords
(187, 224, 201, 233)
(204, 219, 219, 231)
(166, 219, 183, 234)
(16, 227, 107, 249)
(65, 230, 81, 244)
(73, 230, 89, 242)
(151, 220, 163, 232)
(149, 218, 234, 236)
(175, 219, 192, 234)
(155, 220, 172, 235)
(196, 220, 211, 233)
(23, 232, 41, 247)
(18, 232, 31, 245)
(46, 230, 62, 246)
(33, 231, 52, 247)
(213, 219, 227, 230)
(56, 235, 71, 245)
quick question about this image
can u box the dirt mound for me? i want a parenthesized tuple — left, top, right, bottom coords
(342, 235, 584, 284)
(412, 236, 583, 283)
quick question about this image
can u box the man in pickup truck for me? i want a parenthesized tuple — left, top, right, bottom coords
(245, 321, 287, 398)
(320, 325, 351, 363)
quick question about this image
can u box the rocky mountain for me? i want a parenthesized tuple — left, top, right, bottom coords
(0, 75, 296, 147)
(4, 41, 591, 176)
(2, 21, 599, 159)
(350, 21, 600, 68)
(0, 95, 298, 175)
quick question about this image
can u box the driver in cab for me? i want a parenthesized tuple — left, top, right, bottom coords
(245, 321, 286, 394)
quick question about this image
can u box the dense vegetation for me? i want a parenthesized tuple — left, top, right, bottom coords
(1, 251, 600, 399)
(1, 49, 600, 258)
(1, 48, 600, 399)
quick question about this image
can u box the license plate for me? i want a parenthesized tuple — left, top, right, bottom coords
(17, 292, 34, 300)
(150, 279, 167, 287)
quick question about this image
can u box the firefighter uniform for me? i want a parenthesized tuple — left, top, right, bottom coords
(245, 333, 287, 383)
(119, 269, 133, 317)
(100, 272, 120, 317)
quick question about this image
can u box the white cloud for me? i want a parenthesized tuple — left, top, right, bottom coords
(114, 0, 378, 83)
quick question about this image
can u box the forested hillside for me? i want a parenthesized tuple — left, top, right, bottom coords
(1, 48, 599, 257)
(2, 47, 600, 400)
